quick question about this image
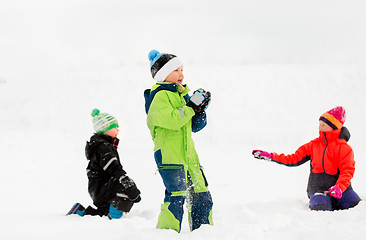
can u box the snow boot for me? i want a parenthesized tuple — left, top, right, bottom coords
(107, 204, 123, 220)
(156, 202, 182, 233)
(66, 203, 86, 216)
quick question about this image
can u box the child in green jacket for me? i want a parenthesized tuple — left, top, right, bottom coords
(144, 50, 213, 232)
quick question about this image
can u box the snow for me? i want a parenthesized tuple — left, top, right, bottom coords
(1, 0, 366, 239)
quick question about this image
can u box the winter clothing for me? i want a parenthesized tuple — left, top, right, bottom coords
(272, 128, 353, 193)
(309, 188, 360, 211)
(252, 150, 273, 161)
(84, 133, 141, 215)
(186, 88, 211, 115)
(108, 204, 123, 219)
(66, 203, 86, 216)
(329, 185, 342, 199)
(144, 82, 213, 232)
(270, 127, 360, 210)
(148, 50, 183, 82)
(91, 108, 119, 134)
(66, 108, 141, 219)
(319, 106, 346, 130)
(66, 202, 125, 218)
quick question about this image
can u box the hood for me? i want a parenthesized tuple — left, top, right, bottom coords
(319, 126, 350, 143)
(339, 126, 351, 142)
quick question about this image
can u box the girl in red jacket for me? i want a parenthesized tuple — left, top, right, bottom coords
(253, 106, 361, 211)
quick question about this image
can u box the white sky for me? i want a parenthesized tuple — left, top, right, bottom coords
(1, 0, 366, 77)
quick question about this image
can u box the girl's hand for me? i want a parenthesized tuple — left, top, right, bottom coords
(252, 150, 273, 161)
(328, 185, 342, 199)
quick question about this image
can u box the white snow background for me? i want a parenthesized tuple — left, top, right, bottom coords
(1, 0, 366, 239)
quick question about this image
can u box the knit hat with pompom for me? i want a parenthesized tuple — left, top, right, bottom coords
(148, 49, 183, 82)
(91, 108, 119, 134)
(319, 106, 346, 130)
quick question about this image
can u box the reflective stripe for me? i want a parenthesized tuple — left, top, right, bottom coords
(119, 175, 127, 182)
(116, 193, 129, 198)
(103, 157, 117, 170)
(177, 108, 185, 118)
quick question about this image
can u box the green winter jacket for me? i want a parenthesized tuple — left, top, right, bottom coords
(144, 82, 209, 194)
(146, 83, 199, 166)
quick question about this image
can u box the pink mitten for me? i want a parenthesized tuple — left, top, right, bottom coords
(252, 150, 273, 161)
(328, 185, 342, 199)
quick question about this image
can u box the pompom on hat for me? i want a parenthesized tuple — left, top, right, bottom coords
(319, 106, 346, 130)
(91, 108, 119, 134)
(148, 49, 183, 82)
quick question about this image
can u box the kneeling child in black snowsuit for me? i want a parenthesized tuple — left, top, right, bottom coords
(67, 108, 141, 219)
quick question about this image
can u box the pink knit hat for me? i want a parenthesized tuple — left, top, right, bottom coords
(319, 106, 346, 130)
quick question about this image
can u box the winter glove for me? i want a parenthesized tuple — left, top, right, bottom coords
(186, 88, 211, 115)
(328, 185, 342, 199)
(119, 175, 141, 203)
(252, 150, 273, 161)
(108, 204, 123, 219)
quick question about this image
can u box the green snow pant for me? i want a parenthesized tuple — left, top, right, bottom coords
(154, 150, 213, 232)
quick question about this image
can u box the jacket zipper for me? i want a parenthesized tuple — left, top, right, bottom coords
(322, 132, 328, 173)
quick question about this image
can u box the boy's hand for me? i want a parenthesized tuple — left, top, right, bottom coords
(119, 176, 141, 203)
(187, 88, 211, 115)
(252, 150, 273, 161)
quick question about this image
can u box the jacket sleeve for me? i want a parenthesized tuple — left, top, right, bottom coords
(148, 90, 195, 130)
(192, 112, 207, 133)
(96, 144, 126, 179)
(272, 142, 312, 166)
(336, 144, 355, 192)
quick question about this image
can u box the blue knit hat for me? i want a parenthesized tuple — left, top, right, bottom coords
(148, 50, 183, 82)
(91, 108, 119, 134)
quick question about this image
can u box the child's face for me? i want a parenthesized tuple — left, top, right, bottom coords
(319, 120, 333, 132)
(164, 66, 184, 84)
(104, 127, 119, 138)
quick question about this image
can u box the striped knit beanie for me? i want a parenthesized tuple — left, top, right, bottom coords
(91, 108, 119, 134)
(148, 49, 183, 82)
(319, 106, 346, 130)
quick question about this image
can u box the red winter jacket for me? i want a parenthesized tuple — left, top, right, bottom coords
(272, 128, 355, 195)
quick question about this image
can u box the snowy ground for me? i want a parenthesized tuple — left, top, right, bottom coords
(1, 1, 366, 239)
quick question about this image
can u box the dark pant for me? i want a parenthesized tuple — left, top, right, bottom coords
(84, 205, 109, 217)
(84, 198, 134, 217)
(89, 178, 134, 213)
(309, 188, 361, 211)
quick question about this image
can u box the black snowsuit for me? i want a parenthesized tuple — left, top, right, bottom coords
(84, 133, 140, 216)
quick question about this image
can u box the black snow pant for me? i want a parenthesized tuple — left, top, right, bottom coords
(88, 177, 134, 214)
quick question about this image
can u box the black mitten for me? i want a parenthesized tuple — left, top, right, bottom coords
(119, 176, 141, 203)
(186, 88, 211, 115)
